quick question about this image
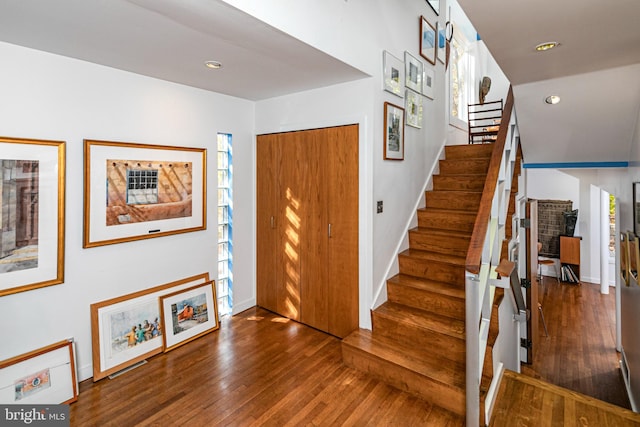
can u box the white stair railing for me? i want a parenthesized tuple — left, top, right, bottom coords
(464, 87, 521, 426)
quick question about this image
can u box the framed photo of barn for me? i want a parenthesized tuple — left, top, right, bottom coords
(83, 139, 206, 248)
(0, 339, 78, 405)
(160, 280, 218, 352)
(90, 273, 210, 381)
(0, 136, 65, 297)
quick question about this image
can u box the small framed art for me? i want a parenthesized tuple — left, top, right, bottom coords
(83, 139, 207, 248)
(90, 273, 210, 381)
(160, 280, 219, 352)
(405, 90, 423, 129)
(423, 67, 435, 100)
(437, 21, 446, 64)
(426, 0, 439, 16)
(384, 102, 405, 160)
(383, 51, 404, 97)
(404, 52, 423, 93)
(0, 339, 78, 404)
(420, 16, 437, 66)
(0, 136, 65, 297)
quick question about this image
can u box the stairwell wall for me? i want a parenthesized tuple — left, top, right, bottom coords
(240, 0, 450, 328)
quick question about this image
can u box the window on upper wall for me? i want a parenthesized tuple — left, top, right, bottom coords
(448, 1, 477, 130)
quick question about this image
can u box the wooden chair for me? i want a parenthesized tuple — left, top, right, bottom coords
(537, 242, 559, 283)
(467, 99, 503, 144)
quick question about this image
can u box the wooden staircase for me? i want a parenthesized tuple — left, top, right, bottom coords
(342, 143, 496, 419)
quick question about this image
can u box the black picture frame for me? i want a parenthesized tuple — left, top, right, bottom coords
(426, 0, 439, 16)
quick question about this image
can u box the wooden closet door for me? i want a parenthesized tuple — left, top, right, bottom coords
(300, 129, 329, 332)
(256, 134, 278, 313)
(326, 124, 359, 338)
(274, 134, 305, 320)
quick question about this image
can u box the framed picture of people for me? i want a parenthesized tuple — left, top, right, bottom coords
(90, 273, 209, 381)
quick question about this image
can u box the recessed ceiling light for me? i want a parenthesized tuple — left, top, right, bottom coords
(204, 60, 222, 69)
(545, 95, 561, 105)
(535, 42, 559, 52)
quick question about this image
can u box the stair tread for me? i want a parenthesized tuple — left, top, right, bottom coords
(388, 274, 465, 299)
(428, 189, 483, 196)
(417, 207, 477, 216)
(375, 301, 465, 337)
(409, 227, 472, 239)
(343, 329, 466, 389)
(399, 248, 466, 266)
(435, 173, 487, 178)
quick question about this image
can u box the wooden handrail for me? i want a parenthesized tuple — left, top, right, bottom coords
(465, 86, 514, 274)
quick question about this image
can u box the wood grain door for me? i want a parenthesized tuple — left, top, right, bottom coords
(256, 134, 278, 313)
(326, 124, 359, 338)
(300, 128, 329, 332)
(274, 134, 305, 321)
(256, 125, 359, 336)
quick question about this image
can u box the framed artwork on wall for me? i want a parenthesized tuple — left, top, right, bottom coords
(404, 51, 423, 93)
(420, 16, 437, 66)
(405, 90, 423, 129)
(423, 68, 435, 100)
(83, 139, 206, 248)
(437, 21, 446, 64)
(160, 280, 219, 352)
(426, 0, 439, 16)
(0, 136, 65, 297)
(383, 51, 404, 98)
(0, 339, 78, 404)
(384, 102, 405, 160)
(90, 273, 209, 381)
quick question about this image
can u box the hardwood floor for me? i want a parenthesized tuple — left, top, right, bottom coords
(490, 370, 640, 426)
(71, 307, 464, 426)
(521, 277, 630, 409)
(70, 278, 630, 426)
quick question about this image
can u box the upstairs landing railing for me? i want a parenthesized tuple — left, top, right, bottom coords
(464, 86, 523, 426)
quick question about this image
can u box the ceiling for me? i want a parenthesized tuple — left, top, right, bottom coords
(0, 0, 638, 165)
(0, 0, 366, 101)
(458, 0, 640, 165)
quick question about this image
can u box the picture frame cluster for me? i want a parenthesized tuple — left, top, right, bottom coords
(0, 133, 216, 402)
(382, 14, 440, 160)
(90, 273, 219, 381)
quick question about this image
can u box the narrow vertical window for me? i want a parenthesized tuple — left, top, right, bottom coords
(217, 133, 233, 316)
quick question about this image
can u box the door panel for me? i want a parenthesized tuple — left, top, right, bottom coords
(256, 135, 278, 312)
(300, 129, 329, 331)
(275, 134, 303, 320)
(327, 125, 359, 338)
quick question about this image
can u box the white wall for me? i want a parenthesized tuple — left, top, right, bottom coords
(0, 42, 255, 381)
(239, 0, 451, 326)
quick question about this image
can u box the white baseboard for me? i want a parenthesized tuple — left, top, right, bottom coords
(232, 298, 256, 316)
(78, 364, 93, 382)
